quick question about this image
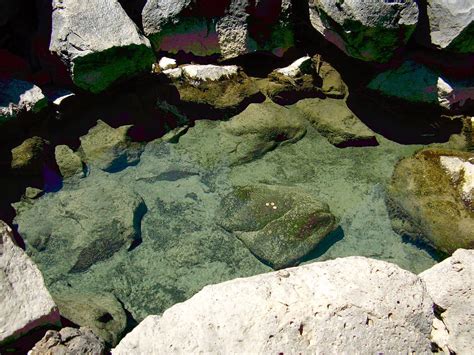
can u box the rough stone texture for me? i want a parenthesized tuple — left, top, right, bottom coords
(29, 327, 106, 355)
(113, 256, 433, 354)
(0, 221, 60, 345)
(276, 56, 312, 78)
(52, 288, 127, 346)
(368, 61, 474, 111)
(217, 185, 337, 269)
(0, 79, 47, 123)
(295, 98, 377, 147)
(420, 249, 473, 354)
(49, 0, 155, 93)
(388, 149, 474, 254)
(318, 61, 347, 98)
(10, 136, 51, 176)
(54, 145, 83, 179)
(14, 180, 147, 277)
(309, 0, 418, 62)
(79, 120, 144, 172)
(142, 0, 294, 59)
(424, 0, 474, 53)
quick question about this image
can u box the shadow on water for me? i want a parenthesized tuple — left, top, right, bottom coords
(401, 234, 447, 263)
(299, 226, 345, 264)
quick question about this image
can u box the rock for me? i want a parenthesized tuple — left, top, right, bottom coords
(217, 185, 337, 269)
(318, 61, 347, 99)
(420, 249, 474, 354)
(11, 137, 51, 176)
(142, 0, 294, 59)
(423, 0, 474, 53)
(113, 256, 433, 354)
(276, 56, 312, 78)
(49, 0, 155, 93)
(14, 180, 147, 276)
(164, 65, 262, 117)
(308, 0, 418, 62)
(368, 61, 474, 112)
(388, 148, 474, 254)
(79, 120, 144, 172)
(0, 79, 47, 123)
(295, 98, 377, 147)
(52, 288, 127, 346)
(29, 327, 106, 355)
(0, 221, 60, 345)
(54, 145, 83, 179)
(24, 187, 44, 200)
(158, 57, 177, 71)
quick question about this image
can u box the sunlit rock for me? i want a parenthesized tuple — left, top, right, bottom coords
(0, 79, 47, 123)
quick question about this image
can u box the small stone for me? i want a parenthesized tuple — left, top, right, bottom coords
(55, 145, 83, 179)
(158, 57, 177, 71)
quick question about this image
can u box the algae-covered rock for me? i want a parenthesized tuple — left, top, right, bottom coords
(388, 149, 474, 254)
(295, 98, 377, 147)
(49, 0, 155, 93)
(14, 180, 147, 276)
(52, 288, 127, 347)
(11, 136, 51, 175)
(309, 0, 418, 62)
(318, 61, 347, 99)
(217, 185, 337, 269)
(55, 145, 84, 179)
(0, 79, 47, 124)
(79, 120, 144, 172)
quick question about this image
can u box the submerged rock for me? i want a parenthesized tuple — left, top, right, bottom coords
(217, 185, 337, 269)
(0, 79, 47, 123)
(423, 0, 474, 53)
(141, 0, 294, 59)
(420, 249, 474, 354)
(29, 327, 106, 355)
(49, 0, 155, 93)
(113, 256, 433, 354)
(295, 98, 377, 147)
(14, 180, 147, 276)
(0, 221, 60, 345)
(10, 136, 51, 176)
(308, 0, 418, 62)
(388, 148, 474, 254)
(317, 61, 347, 99)
(79, 120, 144, 172)
(54, 145, 83, 179)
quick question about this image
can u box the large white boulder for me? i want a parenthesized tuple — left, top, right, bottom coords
(420, 249, 474, 354)
(49, 0, 155, 93)
(424, 0, 474, 53)
(308, 0, 418, 62)
(0, 221, 60, 344)
(113, 256, 433, 354)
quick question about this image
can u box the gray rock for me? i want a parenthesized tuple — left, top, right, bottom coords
(10, 136, 51, 176)
(420, 249, 474, 354)
(217, 185, 337, 269)
(142, 0, 294, 59)
(0, 221, 60, 345)
(295, 98, 377, 147)
(79, 120, 144, 172)
(308, 0, 418, 62)
(113, 256, 433, 354)
(14, 179, 147, 276)
(49, 0, 155, 93)
(424, 0, 474, 53)
(29, 327, 106, 355)
(0, 79, 47, 123)
(54, 145, 83, 179)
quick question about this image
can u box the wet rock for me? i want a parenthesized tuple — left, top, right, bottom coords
(308, 0, 418, 62)
(318, 61, 347, 99)
(54, 145, 83, 179)
(141, 0, 294, 59)
(0, 79, 47, 123)
(388, 148, 474, 254)
(295, 98, 377, 147)
(423, 0, 474, 53)
(0, 221, 60, 345)
(10, 137, 51, 176)
(52, 288, 127, 346)
(29, 327, 106, 355)
(49, 0, 155, 93)
(14, 180, 147, 276)
(113, 256, 433, 354)
(420, 249, 473, 354)
(368, 61, 474, 112)
(79, 120, 144, 172)
(217, 185, 337, 269)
